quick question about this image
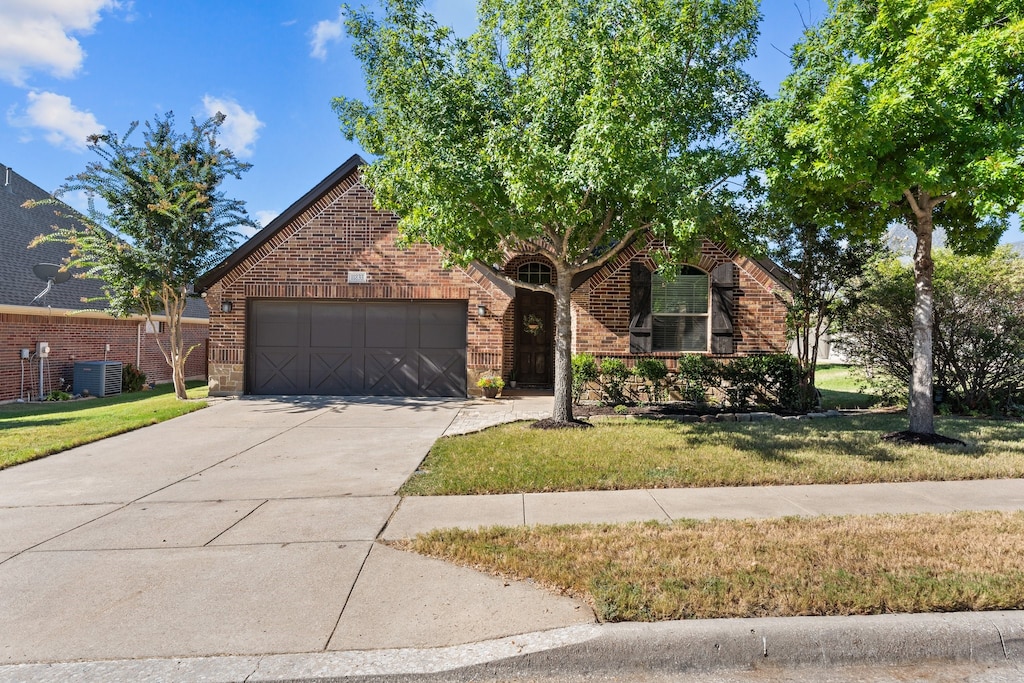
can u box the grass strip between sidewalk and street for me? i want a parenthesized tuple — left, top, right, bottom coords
(400, 414, 1024, 495)
(0, 381, 208, 469)
(397, 511, 1024, 622)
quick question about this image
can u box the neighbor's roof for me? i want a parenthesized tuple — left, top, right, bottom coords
(196, 154, 367, 292)
(0, 162, 208, 319)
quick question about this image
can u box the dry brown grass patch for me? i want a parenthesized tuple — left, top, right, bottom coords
(397, 511, 1024, 621)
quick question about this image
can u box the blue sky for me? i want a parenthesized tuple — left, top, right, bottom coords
(2, 0, 1021, 245)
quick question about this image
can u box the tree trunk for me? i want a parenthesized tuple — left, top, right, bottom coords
(909, 197, 936, 434)
(551, 263, 575, 423)
(159, 285, 190, 401)
(169, 309, 188, 400)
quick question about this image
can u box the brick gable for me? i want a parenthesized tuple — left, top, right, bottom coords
(203, 171, 512, 395)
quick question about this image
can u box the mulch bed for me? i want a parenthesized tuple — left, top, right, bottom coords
(530, 418, 593, 430)
(570, 403, 803, 418)
(881, 430, 967, 446)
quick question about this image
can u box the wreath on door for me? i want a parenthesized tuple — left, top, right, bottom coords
(523, 313, 544, 336)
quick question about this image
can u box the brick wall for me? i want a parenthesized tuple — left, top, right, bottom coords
(205, 176, 513, 395)
(570, 240, 788, 367)
(202, 165, 789, 396)
(0, 311, 207, 401)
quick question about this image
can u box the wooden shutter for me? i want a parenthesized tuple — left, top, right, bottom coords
(711, 262, 735, 354)
(629, 262, 652, 353)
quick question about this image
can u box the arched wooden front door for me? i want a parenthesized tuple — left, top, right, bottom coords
(514, 262, 554, 387)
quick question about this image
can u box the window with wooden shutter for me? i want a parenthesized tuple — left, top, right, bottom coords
(651, 266, 709, 352)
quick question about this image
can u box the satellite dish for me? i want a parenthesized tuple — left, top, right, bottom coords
(33, 263, 71, 284)
(30, 263, 71, 304)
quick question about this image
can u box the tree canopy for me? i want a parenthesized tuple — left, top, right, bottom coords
(30, 112, 256, 399)
(335, 0, 761, 422)
(741, 0, 1024, 435)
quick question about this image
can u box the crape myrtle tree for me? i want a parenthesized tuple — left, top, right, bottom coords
(30, 113, 256, 400)
(334, 0, 762, 424)
(744, 0, 1024, 437)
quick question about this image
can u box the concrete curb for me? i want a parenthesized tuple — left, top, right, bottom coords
(3, 612, 1021, 682)
(468, 612, 1024, 680)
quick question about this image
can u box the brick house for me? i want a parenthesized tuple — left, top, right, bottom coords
(196, 155, 789, 397)
(0, 163, 208, 402)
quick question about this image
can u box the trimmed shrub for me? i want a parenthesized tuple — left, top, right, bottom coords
(571, 353, 599, 404)
(721, 354, 802, 410)
(122, 363, 147, 393)
(633, 357, 669, 403)
(598, 357, 632, 405)
(675, 353, 802, 410)
(675, 355, 718, 403)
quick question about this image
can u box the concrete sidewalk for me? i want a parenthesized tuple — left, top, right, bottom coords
(384, 478, 1024, 538)
(1, 393, 1023, 682)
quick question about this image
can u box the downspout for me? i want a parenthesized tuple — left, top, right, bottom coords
(137, 322, 142, 369)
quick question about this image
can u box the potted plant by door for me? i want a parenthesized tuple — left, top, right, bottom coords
(476, 374, 505, 399)
(508, 368, 517, 389)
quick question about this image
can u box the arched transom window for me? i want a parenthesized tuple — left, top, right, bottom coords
(517, 262, 552, 285)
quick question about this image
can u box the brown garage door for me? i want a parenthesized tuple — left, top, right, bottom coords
(249, 301, 467, 397)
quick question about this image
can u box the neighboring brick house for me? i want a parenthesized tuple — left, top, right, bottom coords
(196, 155, 788, 397)
(0, 163, 208, 402)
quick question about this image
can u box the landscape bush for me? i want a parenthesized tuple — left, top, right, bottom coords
(571, 353, 599, 404)
(633, 358, 670, 403)
(122, 363, 147, 393)
(598, 357, 632, 405)
(838, 248, 1024, 416)
(569, 353, 803, 411)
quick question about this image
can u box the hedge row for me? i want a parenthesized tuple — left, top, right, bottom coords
(572, 353, 805, 411)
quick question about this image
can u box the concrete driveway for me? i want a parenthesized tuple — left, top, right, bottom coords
(0, 396, 589, 665)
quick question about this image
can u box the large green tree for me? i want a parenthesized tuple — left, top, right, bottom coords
(335, 0, 761, 423)
(30, 113, 256, 400)
(746, 0, 1024, 435)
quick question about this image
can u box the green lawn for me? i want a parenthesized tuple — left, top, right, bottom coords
(401, 413, 1024, 495)
(814, 363, 882, 410)
(0, 381, 208, 469)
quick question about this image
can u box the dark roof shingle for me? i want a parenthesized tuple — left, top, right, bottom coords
(0, 162, 208, 319)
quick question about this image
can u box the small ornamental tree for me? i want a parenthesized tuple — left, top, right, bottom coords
(29, 113, 256, 399)
(744, 0, 1024, 437)
(334, 0, 761, 425)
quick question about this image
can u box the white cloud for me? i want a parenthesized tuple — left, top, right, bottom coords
(234, 211, 275, 239)
(9, 91, 104, 151)
(0, 0, 118, 86)
(202, 95, 264, 158)
(310, 8, 344, 60)
(254, 210, 279, 227)
(60, 189, 93, 215)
